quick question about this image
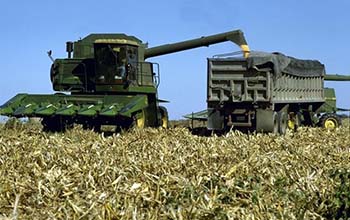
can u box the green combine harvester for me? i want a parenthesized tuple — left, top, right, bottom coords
(0, 30, 249, 132)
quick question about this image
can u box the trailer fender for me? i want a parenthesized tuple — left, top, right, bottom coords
(207, 108, 224, 130)
(256, 109, 278, 133)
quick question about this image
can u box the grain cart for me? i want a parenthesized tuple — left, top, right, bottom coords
(204, 52, 349, 134)
(0, 30, 249, 132)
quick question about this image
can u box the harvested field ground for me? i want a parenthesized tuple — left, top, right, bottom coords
(0, 122, 350, 219)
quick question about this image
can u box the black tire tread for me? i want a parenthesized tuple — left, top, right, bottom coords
(318, 113, 342, 128)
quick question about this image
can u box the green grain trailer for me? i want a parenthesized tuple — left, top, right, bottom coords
(205, 53, 350, 134)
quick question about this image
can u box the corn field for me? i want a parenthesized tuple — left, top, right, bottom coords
(0, 121, 349, 219)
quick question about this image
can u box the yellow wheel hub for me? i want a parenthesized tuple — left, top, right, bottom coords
(161, 115, 168, 129)
(136, 111, 146, 129)
(324, 119, 337, 129)
(287, 119, 295, 130)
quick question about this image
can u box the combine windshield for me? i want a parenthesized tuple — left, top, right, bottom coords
(94, 44, 127, 84)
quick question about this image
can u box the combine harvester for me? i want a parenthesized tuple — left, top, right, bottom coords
(185, 52, 350, 134)
(0, 30, 249, 132)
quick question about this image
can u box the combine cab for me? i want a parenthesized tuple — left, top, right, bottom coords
(0, 30, 249, 132)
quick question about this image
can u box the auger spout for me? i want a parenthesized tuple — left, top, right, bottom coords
(144, 29, 250, 59)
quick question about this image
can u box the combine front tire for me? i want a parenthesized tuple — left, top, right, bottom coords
(82, 122, 101, 132)
(42, 116, 73, 132)
(133, 109, 147, 129)
(318, 113, 341, 129)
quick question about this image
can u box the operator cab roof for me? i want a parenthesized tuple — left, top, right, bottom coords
(79, 34, 143, 47)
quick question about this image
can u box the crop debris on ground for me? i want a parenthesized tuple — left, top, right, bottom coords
(0, 121, 349, 219)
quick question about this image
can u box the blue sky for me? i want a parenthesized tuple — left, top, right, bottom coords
(0, 0, 349, 120)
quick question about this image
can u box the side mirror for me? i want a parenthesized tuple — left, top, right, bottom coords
(47, 50, 54, 62)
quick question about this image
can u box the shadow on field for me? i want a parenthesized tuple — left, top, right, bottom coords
(189, 127, 213, 137)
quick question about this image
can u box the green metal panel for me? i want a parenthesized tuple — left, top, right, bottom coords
(0, 93, 149, 119)
(183, 110, 208, 121)
(56, 104, 80, 116)
(73, 34, 143, 59)
(13, 103, 39, 116)
(93, 85, 157, 94)
(317, 88, 337, 113)
(0, 94, 28, 115)
(118, 95, 148, 117)
(324, 74, 350, 81)
(77, 104, 102, 117)
(35, 104, 58, 116)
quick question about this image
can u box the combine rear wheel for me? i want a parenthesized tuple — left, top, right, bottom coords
(318, 113, 341, 129)
(159, 106, 169, 129)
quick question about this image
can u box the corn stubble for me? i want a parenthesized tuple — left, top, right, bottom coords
(0, 123, 349, 219)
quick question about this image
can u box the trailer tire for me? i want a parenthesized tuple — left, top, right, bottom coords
(272, 112, 279, 134)
(278, 112, 288, 135)
(288, 113, 301, 132)
(256, 109, 278, 134)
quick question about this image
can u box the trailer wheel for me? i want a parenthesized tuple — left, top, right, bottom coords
(272, 112, 279, 134)
(278, 112, 288, 135)
(256, 109, 278, 133)
(318, 113, 341, 129)
(287, 113, 301, 132)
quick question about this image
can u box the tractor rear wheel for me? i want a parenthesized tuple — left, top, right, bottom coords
(318, 113, 342, 129)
